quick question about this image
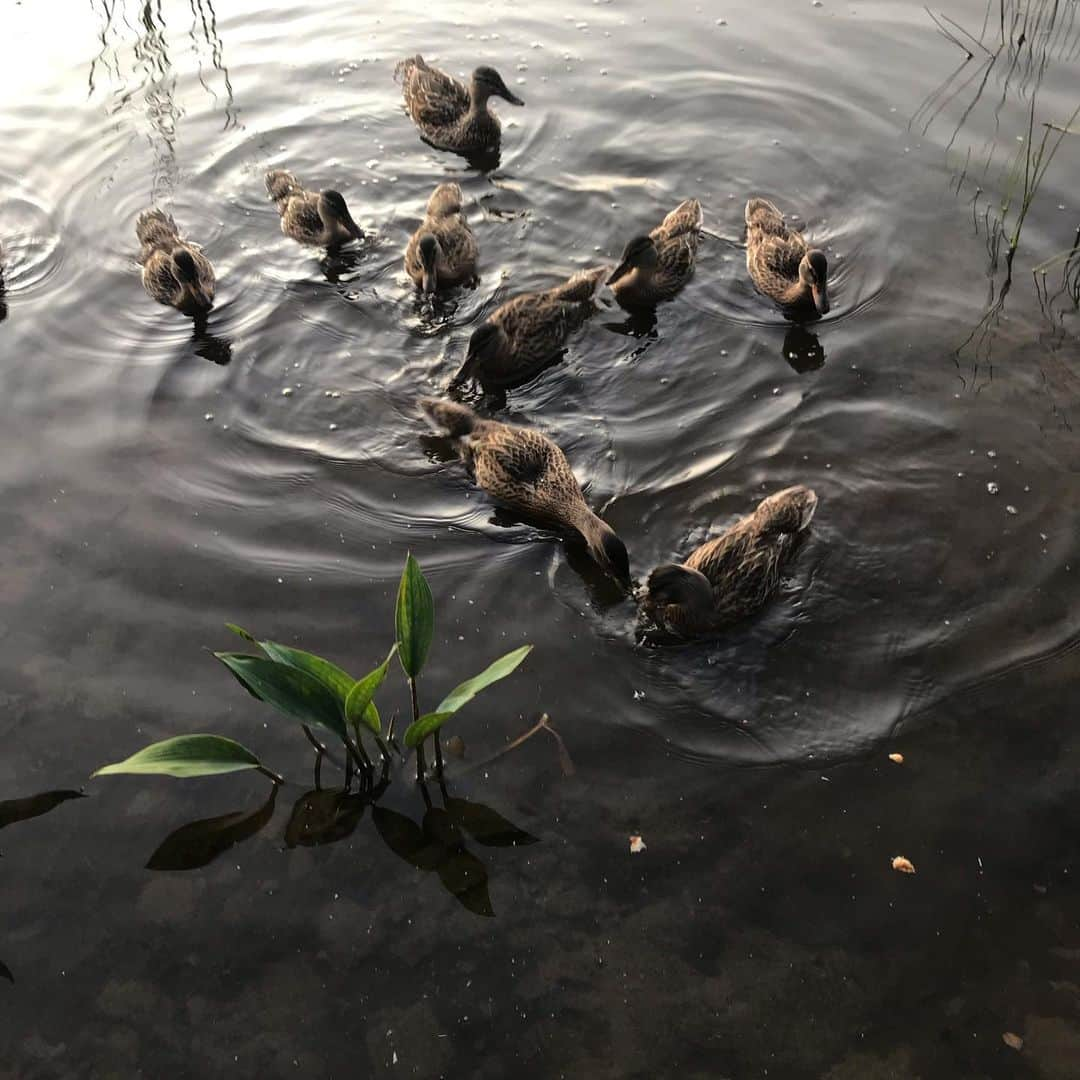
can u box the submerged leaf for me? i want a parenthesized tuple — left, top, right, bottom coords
(444, 796, 538, 848)
(345, 643, 398, 734)
(403, 711, 455, 749)
(435, 645, 533, 715)
(215, 653, 347, 741)
(146, 786, 278, 871)
(285, 788, 368, 849)
(0, 790, 86, 831)
(93, 735, 263, 779)
(396, 553, 434, 679)
(0, 960, 12, 983)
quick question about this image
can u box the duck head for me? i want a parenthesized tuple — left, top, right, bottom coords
(755, 485, 819, 534)
(607, 235, 659, 286)
(450, 321, 505, 387)
(584, 519, 631, 586)
(319, 190, 364, 241)
(645, 563, 714, 617)
(798, 249, 829, 315)
(172, 248, 213, 311)
(471, 66, 524, 107)
(418, 234, 441, 294)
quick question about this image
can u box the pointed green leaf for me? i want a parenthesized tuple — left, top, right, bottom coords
(435, 645, 533, 715)
(225, 623, 258, 644)
(215, 653, 347, 741)
(345, 644, 398, 734)
(256, 642, 356, 704)
(396, 553, 434, 679)
(403, 711, 455, 749)
(93, 735, 263, 779)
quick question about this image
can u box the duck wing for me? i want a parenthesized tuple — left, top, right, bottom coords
(397, 55, 470, 128)
(284, 194, 324, 236)
(685, 520, 794, 618)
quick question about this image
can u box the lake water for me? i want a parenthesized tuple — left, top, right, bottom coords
(1, 0, 1079, 1075)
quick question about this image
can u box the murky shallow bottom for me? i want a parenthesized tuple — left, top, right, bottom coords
(1, 0, 1079, 1075)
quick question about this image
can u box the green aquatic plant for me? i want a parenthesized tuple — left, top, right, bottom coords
(92, 553, 533, 790)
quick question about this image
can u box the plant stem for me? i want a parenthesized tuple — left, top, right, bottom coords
(416, 742, 427, 784)
(301, 725, 326, 756)
(433, 732, 445, 776)
(257, 765, 284, 786)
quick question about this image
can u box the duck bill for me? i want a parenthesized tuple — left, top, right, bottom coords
(499, 86, 525, 106)
(421, 268, 437, 295)
(812, 284, 829, 315)
(346, 217, 365, 241)
(607, 259, 632, 286)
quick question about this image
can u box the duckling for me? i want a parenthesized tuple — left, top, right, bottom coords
(420, 397, 630, 583)
(395, 56, 523, 156)
(607, 199, 703, 306)
(452, 267, 607, 391)
(643, 486, 818, 637)
(136, 209, 215, 313)
(745, 198, 829, 318)
(405, 182, 479, 294)
(265, 169, 364, 247)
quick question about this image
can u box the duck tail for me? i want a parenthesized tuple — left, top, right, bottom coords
(745, 197, 786, 235)
(755, 485, 819, 535)
(551, 266, 607, 304)
(419, 397, 478, 438)
(394, 54, 425, 83)
(427, 182, 464, 218)
(136, 208, 179, 250)
(265, 169, 302, 206)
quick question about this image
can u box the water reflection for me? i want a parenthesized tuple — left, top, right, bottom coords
(191, 315, 233, 365)
(0, 960, 12, 984)
(145, 785, 277, 871)
(284, 784, 377, 849)
(781, 324, 826, 373)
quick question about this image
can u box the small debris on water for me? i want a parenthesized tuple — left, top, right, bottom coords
(1005, 505, 1017, 515)
(987, 481, 999, 494)
(1002, 1032, 1023, 1051)
(203, 412, 214, 422)
(892, 855, 916, 874)
(888, 752, 904, 764)
(633, 689, 645, 700)
(281, 387, 294, 397)
(446, 734, 466, 758)
(629, 835, 646, 854)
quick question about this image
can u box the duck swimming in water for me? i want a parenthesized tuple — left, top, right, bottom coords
(452, 267, 607, 391)
(265, 170, 364, 247)
(608, 199, 703, 307)
(405, 182, 479, 295)
(745, 197, 829, 318)
(136, 209, 215, 313)
(395, 56, 523, 156)
(420, 397, 631, 584)
(643, 486, 818, 637)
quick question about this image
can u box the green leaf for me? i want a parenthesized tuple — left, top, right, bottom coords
(256, 642, 356, 705)
(403, 711, 455, 749)
(93, 735, 263, 779)
(345, 644, 398, 735)
(396, 553, 434, 680)
(435, 645, 533, 715)
(215, 653, 348, 742)
(225, 622, 258, 644)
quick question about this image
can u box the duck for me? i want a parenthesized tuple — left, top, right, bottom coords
(404, 182, 479, 294)
(452, 267, 607, 391)
(420, 397, 631, 584)
(136, 209, 215, 313)
(395, 56, 523, 156)
(607, 199, 703, 306)
(745, 197, 829, 318)
(643, 486, 818, 637)
(265, 170, 364, 247)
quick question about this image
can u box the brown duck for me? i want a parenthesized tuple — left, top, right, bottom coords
(136, 209, 215, 313)
(265, 170, 364, 247)
(405, 182, 479, 294)
(643, 486, 818, 637)
(395, 56, 523, 156)
(607, 199, 703, 306)
(420, 397, 630, 583)
(452, 267, 607, 391)
(745, 198, 829, 318)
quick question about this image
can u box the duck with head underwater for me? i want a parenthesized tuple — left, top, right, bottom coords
(607, 199, 703, 307)
(745, 197, 829, 319)
(643, 485, 818, 638)
(405, 182, 479, 295)
(136, 209, 215, 314)
(265, 170, 364, 247)
(420, 397, 631, 585)
(395, 55, 523, 156)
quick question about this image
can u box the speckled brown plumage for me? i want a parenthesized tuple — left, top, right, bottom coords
(610, 198, 703, 306)
(265, 169, 363, 247)
(394, 56, 523, 155)
(745, 197, 829, 317)
(420, 398, 630, 582)
(644, 486, 818, 637)
(404, 182, 479, 292)
(135, 209, 215, 312)
(453, 266, 607, 390)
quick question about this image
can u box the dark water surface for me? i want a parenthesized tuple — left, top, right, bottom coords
(2, 0, 1079, 1075)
